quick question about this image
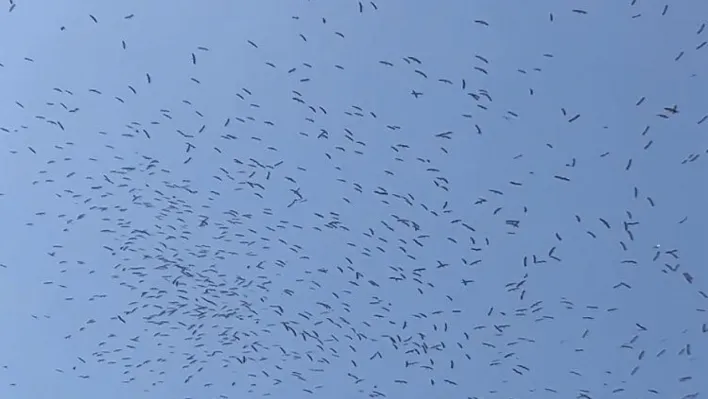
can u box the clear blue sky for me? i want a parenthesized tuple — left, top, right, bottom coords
(1, 0, 707, 398)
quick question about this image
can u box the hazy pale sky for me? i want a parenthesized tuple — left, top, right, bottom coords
(1, 1, 707, 398)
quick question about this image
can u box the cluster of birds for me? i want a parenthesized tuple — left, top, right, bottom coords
(0, 1, 706, 398)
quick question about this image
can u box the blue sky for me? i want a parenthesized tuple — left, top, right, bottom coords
(0, 0, 707, 398)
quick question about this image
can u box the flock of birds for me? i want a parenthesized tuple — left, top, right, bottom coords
(0, 1, 707, 398)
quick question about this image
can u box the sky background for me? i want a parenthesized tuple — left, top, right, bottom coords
(0, 0, 707, 398)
